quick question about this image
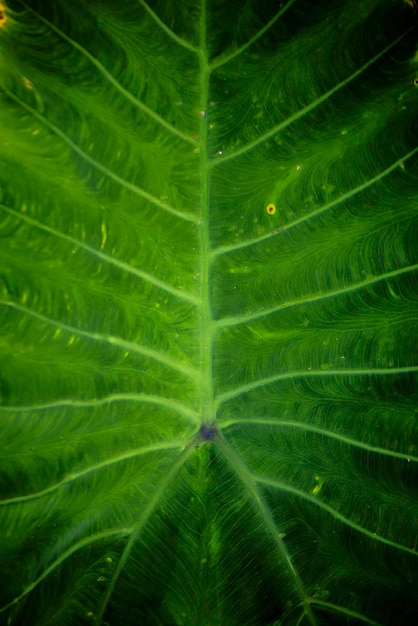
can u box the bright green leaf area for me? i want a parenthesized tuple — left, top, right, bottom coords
(0, 0, 418, 624)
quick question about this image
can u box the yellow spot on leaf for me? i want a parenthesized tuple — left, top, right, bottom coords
(100, 221, 107, 250)
(0, 3, 7, 28)
(266, 203, 276, 215)
(23, 77, 34, 90)
(311, 475, 323, 496)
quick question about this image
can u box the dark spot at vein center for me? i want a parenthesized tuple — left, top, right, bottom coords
(199, 422, 218, 441)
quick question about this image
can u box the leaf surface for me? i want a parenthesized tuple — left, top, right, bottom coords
(0, 1, 418, 624)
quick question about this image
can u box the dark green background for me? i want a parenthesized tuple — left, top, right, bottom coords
(0, 1, 417, 624)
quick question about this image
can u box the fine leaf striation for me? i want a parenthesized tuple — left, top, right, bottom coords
(0, 1, 417, 625)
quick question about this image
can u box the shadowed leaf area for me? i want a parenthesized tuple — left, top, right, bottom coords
(0, 0, 418, 624)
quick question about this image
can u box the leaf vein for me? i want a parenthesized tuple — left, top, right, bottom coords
(18, 0, 197, 144)
(3, 87, 199, 224)
(138, 0, 199, 54)
(214, 26, 415, 164)
(212, 147, 418, 257)
(0, 203, 200, 305)
(0, 529, 133, 615)
(218, 419, 418, 463)
(96, 445, 195, 623)
(209, 0, 297, 71)
(0, 441, 187, 506)
(0, 300, 199, 380)
(215, 265, 418, 328)
(0, 393, 199, 422)
(216, 437, 319, 626)
(309, 600, 383, 626)
(254, 475, 418, 557)
(215, 367, 418, 407)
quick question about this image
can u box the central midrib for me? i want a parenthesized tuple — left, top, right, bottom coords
(198, 0, 215, 428)
(193, 8, 319, 625)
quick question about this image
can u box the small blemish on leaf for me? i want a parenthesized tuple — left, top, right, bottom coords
(266, 203, 276, 215)
(312, 475, 323, 495)
(413, 77, 418, 87)
(0, 4, 6, 28)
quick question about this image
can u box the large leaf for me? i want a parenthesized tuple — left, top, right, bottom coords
(1, 1, 417, 624)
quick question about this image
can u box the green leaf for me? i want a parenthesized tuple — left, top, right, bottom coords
(1, 1, 417, 624)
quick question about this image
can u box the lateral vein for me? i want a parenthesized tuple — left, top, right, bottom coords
(212, 147, 418, 258)
(218, 418, 418, 463)
(19, 0, 197, 144)
(0, 393, 199, 422)
(217, 437, 318, 626)
(0, 300, 199, 379)
(95, 444, 195, 623)
(216, 366, 418, 407)
(209, 0, 298, 71)
(3, 87, 199, 224)
(254, 475, 418, 557)
(215, 265, 418, 328)
(0, 529, 134, 614)
(0, 441, 188, 506)
(138, 0, 199, 54)
(0, 203, 200, 305)
(213, 26, 414, 164)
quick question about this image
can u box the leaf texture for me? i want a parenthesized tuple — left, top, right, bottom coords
(0, 1, 418, 624)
